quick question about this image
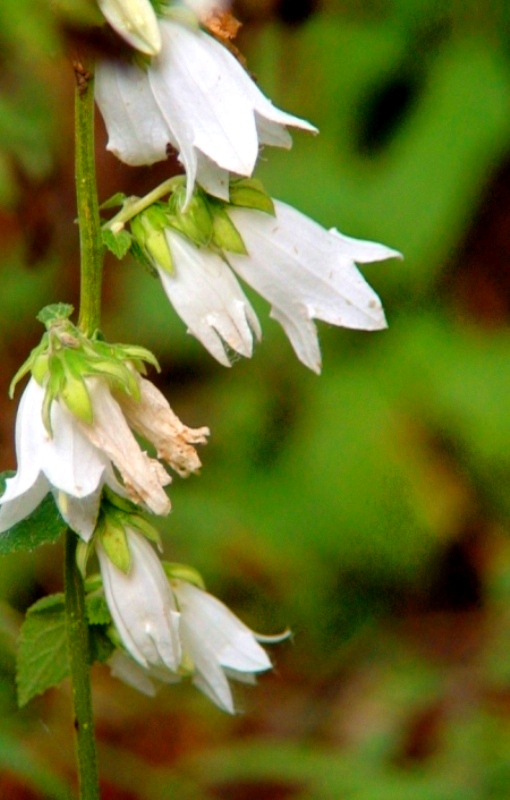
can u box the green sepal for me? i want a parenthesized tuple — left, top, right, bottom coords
(9, 336, 49, 398)
(228, 178, 275, 216)
(99, 192, 127, 210)
(99, 516, 131, 574)
(102, 228, 132, 260)
(16, 593, 68, 707)
(31, 352, 50, 385)
(162, 561, 206, 591)
(131, 205, 174, 274)
(76, 539, 95, 578)
(130, 238, 157, 275)
(210, 203, 248, 254)
(168, 187, 213, 247)
(60, 350, 94, 425)
(129, 515, 162, 549)
(0, 476, 66, 554)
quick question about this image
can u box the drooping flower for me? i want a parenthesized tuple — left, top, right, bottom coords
(139, 197, 400, 372)
(0, 309, 209, 539)
(106, 575, 278, 713)
(97, 528, 181, 670)
(173, 579, 273, 713)
(98, 0, 162, 55)
(95, 17, 316, 204)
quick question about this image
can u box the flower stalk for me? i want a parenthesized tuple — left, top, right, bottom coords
(65, 531, 100, 800)
(68, 57, 102, 798)
(74, 59, 103, 335)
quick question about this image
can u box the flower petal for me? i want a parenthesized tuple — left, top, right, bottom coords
(98, 529, 181, 670)
(78, 378, 171, 515)
(117, 373, 209, 477)
(160, 231, 261, 365)
(228, 201, 398, 372)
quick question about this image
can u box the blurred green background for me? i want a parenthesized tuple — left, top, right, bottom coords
(2, 0, 510, 797)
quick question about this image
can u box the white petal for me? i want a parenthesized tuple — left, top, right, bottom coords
(117, 374, 209, 477)
(228, 201, 398, 372)
(55, 490, 103, 543)
(79, 379, 171, 515)
(109, 650, 157, 696)
(176, 582, 271, 673)
(95, 58, 171, 167)
(194, 151, 230, 201)
(98, 529, 181, 670)
(98, 0, 162, 55)
(160, 231, 260, 366)
(192, 668, 235, 714)
(0, 473, 49, 534)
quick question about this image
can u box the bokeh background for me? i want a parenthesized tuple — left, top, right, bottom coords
(2, 0, 510, 797)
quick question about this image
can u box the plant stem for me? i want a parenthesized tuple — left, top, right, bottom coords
(68, 57, 102, 798)
(65, 531, 100, 800)
(74, 60, 103, 335)
(104, 176, 184, 231)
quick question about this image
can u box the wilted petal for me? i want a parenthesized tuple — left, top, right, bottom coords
(98, 0, 161, 55)
(78, 378, 171, 515)
(228, 201, 400, 372)
(160, 231, 261, 366)
(98, 528, 181, 670)
(118, 373, 209, 477)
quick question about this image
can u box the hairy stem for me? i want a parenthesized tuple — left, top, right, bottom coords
(65, 531, 100, 800)
(74, 60, 103, 335)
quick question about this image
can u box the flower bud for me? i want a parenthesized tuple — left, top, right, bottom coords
(98, 0, 162, 56)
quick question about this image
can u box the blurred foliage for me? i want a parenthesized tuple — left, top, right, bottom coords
(2, 0, 510, 797)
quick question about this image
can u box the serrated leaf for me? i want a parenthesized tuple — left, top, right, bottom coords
(89, 626, 115, 664)
(0, 476, 66, 555)
(102, 228, 132, 260)
(86, 594, 111, 626)
(16, 595, 69, 707)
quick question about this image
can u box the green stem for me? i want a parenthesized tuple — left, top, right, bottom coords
(64, 532, 100, 800)
(104, 176, 183, 230)
(74, 60, 103, 335)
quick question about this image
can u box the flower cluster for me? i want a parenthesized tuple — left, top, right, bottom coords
(0, 0, 401, 714)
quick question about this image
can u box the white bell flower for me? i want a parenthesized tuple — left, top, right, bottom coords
(156, 200, 400, 372)
(97, 0, 162, 55)
(227, 201, 400, 373)
(158, 230, 261, 366)
(0, 374, 208, 540)
(0, 378, 123, 541)
(108, 578, 276, 713)
(174, 580, 273, 713)
(95, 18, 316, 204)
(98, 528, 181, 670)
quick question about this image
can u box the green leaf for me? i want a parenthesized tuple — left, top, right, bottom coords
(0, 476, 66, 555)
(89, 626, 115, 664)
(86, 594, 111, 627)
(16, 594, 69, 707)
(102, 228, 132, 260)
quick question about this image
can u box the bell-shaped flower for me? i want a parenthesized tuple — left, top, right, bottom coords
(0, 377, 124, 541)
(147, 198, 399, 372)
(173, 580, 273, 713)
(97, 0, 162, 55)
(95, 17, 316, 204)
(226, 200, 400, 373)
(0, 329, 208, 540)
(107, 574, 279, 713)
(97, 528, 181, 670)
